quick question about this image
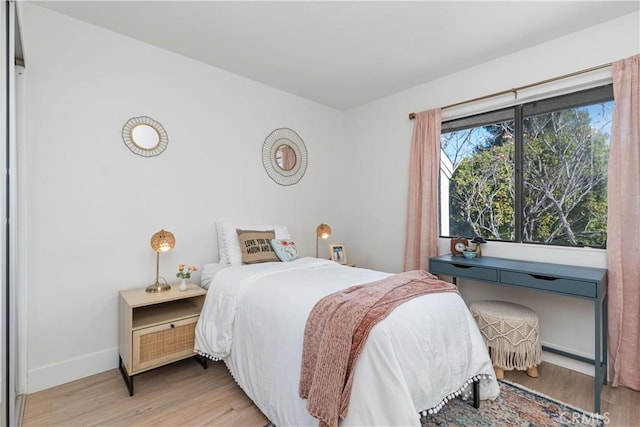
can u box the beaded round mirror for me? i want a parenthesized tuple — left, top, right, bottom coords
(262, 128, 308, 186)
(122, 116, 168, 157)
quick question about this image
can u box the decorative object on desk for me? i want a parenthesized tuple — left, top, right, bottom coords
(329, 243, 347, 264)
(176, 264, 197, 291)
(462, 250, 477, 260)
(450, 237, 469, 256)
(146, 229, 176, 293)
(122, 116, 168, 157)
(315, 223, 332, 258)
(471, 236, 487, 257)
(262, 127, 308, 186)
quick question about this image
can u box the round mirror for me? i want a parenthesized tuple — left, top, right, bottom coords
(275, 144, 297, 171)
(131, 124, 160, 149)
(122, 116, 168, 157)
(262, 128, 308, 186)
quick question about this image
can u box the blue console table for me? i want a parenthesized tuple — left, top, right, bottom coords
(429, 254, 608, 413)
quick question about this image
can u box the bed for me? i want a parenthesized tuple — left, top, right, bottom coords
(194, 224, 499, 426)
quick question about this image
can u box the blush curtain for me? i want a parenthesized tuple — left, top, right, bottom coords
(607, 54, 640, 391)
(403, 109, 442, 271)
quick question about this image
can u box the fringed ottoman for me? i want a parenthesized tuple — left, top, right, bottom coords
(470, 300, 542, 379)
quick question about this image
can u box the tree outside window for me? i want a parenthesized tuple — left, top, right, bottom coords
(440, 85, 612, 248)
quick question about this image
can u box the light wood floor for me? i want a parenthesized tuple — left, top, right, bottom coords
(23, 359, 639, 426)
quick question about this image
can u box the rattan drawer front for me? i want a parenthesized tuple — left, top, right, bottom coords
(132, 315, 198, 373)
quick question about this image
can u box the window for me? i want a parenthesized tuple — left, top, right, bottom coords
(440, 85, 613, 248)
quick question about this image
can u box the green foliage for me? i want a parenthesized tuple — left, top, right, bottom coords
(446, 106, 609, 247)
(450, 138, 515, 240)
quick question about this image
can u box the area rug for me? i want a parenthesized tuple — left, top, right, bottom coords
(422, 380, 603, 426)
(264, 380, 603, 426)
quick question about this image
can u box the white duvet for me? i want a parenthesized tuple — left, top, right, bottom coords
(195, 257, 499, 426)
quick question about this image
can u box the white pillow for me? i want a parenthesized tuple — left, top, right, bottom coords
(216, 221, 291, 266)
(200, 263, 229, 289)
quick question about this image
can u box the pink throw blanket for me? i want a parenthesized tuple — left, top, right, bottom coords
(298, 270, 459, 427)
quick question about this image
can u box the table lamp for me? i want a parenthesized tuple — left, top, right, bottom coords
(316, 223, 332, 258)
(146, 229, 176, 293)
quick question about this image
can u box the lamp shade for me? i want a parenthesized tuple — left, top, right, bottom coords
(316, 223, 332, 239)
(147, 229, 175, 293)
(150, 229, 175, 253)
(315, 223, 332, 258)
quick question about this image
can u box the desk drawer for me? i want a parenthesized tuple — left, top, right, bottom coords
(430, 261, 498, 282)
(500, 271, 596, 298)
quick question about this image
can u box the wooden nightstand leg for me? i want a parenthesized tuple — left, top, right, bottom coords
(119, 356, 134, 396)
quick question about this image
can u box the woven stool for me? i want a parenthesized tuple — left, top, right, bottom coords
(470, 300, 542, 379)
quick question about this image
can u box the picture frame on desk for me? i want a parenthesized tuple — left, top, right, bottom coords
(450, 237, 469, 256)
(329, 244, 348, 264)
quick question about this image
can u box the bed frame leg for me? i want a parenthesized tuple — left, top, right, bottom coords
(473, 378, 480, 409)
(194, 355, 208, 370)
(421, 378, 480, 421)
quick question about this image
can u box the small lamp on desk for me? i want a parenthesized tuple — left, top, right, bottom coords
(316, 223, 332, 258)
(471, 237, 487, 257)
(146, 229, 176, 293)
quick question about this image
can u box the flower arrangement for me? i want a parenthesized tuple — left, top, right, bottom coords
(176, 264, 198, 279)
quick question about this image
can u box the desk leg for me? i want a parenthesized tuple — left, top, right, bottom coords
(594, 301, 602, 414)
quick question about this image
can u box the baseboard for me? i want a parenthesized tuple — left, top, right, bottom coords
(542, 350, 595, 377)
(27, 347, 118, 394)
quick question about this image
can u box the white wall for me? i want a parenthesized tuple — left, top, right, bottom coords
(20, 4, 346, 392)
(344, 12, 640, 374)
(19, 3, 640, 392)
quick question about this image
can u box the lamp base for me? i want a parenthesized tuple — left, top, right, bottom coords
(145, 282, 172, 293)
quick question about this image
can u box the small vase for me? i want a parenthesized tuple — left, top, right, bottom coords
(179, 278, 188, 291)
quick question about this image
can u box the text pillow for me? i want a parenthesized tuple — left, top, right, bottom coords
(217, 222, 291, 266)
(271, 239, 299, 262)
(236, 229, 280, 264)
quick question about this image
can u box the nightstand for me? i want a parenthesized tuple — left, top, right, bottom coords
(118, 283, 207, 396)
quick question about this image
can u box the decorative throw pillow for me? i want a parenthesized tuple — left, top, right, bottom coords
(216, 222, 291, 266)
(236, 229, 280, 264)
(271, 239, 299, 262)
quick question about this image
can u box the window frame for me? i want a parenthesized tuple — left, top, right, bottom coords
(439, 84, 614, 248)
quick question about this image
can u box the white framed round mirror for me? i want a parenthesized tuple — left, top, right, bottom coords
(262, 128, 308, 186)
(122, 116, 168, 157)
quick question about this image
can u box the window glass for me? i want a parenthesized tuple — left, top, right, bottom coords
(522, 101, 612, 247)
(439, 85, 612, 248)
(441, 119, 515, 240)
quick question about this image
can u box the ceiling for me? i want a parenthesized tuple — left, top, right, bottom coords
(32, 1, 639, 110)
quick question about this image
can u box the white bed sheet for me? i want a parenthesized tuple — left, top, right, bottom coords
(195, 257, 499, 426)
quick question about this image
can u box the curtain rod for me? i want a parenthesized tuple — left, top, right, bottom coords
(408, 62, 613, 120)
